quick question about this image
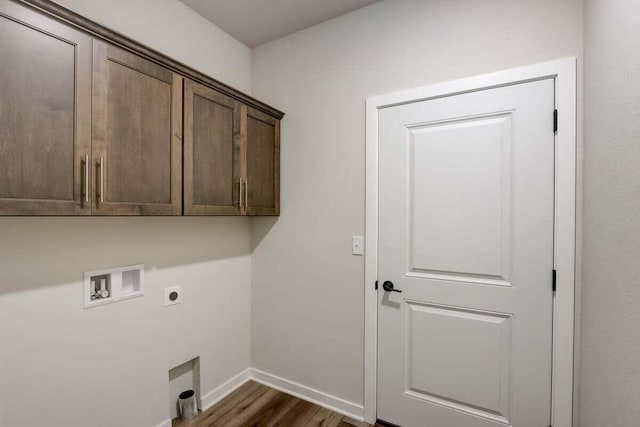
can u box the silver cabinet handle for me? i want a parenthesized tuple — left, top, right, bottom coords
(83, 154, 89, 204)
(237, 178, 243, 211)
(97, 156, 104, 205)
(100, 156, 104, 203)
(244, 178, 248, 211)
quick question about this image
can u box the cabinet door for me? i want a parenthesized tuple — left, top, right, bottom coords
(184, 80, 242, 215)
(244, 106, 280, 216)
(0, 2, 92, 215)
(92, 40, 182, 215)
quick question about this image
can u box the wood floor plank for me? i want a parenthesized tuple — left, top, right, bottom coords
(325, 413, 347, 427)
(182, 381, 264, 427)
(206, 381, 262, 417)
(263, 396, 302, 427)
(305, 406, 332, 427)
(272, 399, 321, 427)
(197, 384, 269, 427)
(305, 407, 344, 427)
(215, 387, 280, 427)
(237, 391, 296, 427)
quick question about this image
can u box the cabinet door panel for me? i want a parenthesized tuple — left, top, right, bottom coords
(245, 106, 280, 216)
(106, 60, 172, 204)
(92, 40, 181, 215)
(0, 2, 91, 215)
(184, 80, 241, 215)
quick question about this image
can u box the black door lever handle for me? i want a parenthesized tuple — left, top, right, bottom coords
(382, 281, 402, 293)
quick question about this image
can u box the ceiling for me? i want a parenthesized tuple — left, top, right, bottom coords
(180, 0, 381, 47)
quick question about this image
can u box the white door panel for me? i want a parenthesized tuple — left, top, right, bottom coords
(407, 113, 513, 283)
(404, 302, 513, 423)
(377, 79, 555, 427)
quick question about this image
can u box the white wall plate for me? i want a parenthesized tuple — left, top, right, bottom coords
(164, 286, 182, 307)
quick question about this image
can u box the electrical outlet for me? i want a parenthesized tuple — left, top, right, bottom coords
(164, 286, 182, 306)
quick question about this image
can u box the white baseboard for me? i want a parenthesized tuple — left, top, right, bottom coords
(201, 368, 252, 410)
(249, 368, 365, 421)
(154, 420, 171, 427)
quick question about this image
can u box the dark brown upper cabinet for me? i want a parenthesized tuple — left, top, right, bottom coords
(0, 1, 92, 215)
(184, 83, 281, 216)
(0, 0, 283, 216)
(244, 106, 280, 216)
(184, 80, 242, 215)
(92, 40, 183, 215)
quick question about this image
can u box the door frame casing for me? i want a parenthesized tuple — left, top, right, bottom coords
(364, 57, 577, 426)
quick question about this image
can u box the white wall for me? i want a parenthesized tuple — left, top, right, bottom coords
(55, 0, 251, 93)
(0, 1, 252, 426)
(581, 0, 640, 425)
(250, 0, 583, 407)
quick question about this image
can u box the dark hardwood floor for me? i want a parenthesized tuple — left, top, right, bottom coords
(172, 380, 378, 427)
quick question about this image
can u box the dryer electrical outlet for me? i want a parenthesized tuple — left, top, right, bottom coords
(164, 286, 182, 306)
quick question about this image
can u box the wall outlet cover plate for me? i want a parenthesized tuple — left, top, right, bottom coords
(164, 286, 182, 306)
(352, 236, 364, 255)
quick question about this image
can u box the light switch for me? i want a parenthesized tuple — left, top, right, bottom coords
(352, 236, 364, 255)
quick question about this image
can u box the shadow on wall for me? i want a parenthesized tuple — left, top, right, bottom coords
(0, 216, 252, 295)
(250, 216, 278, 252)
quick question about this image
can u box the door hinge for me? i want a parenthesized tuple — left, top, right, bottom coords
(553, 109, 558, 133)
(375, 280, 378, 290)
(552, 269, 557, 293)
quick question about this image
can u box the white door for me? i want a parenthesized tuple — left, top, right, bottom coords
(377, 79, 555, 427)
